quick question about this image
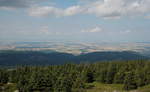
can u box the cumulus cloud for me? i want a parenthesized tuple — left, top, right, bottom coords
(1, 0, 150, 19)
(64, 6, 84, 16)
(29, 6, 62, 17)
(86, 0, 150, 18)
(81, 26, 103, 33)
(29, 5, 84, 17)
(28, 0, 150, 19)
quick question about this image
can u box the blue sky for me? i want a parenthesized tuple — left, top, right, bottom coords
(0, 0, 150, 43)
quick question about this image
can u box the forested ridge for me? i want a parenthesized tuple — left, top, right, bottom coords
(0, 60, 150, 92)
(0, 50, 148, 66)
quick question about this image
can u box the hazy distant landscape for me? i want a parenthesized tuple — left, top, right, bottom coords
(0, 42, 149, 66)
(1, 42, 150, 55)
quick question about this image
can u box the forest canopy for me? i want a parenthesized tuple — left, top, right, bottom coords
(0, 60, 150, 92)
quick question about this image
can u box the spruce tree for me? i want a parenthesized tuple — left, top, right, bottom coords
(124, 71, 137, 90)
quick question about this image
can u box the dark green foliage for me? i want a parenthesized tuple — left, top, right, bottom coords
(106, 63, 117, 84)
(0, 60, 150, 91)
(0, 50, 148, 66)
(114, 66, 126, 84)
(124, 71, 137, 90)
(0, 69, 9, 83)
(84, 69, 94, 83)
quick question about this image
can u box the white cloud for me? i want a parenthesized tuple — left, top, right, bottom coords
(28, 0, 150, 19)
(29, 6, 63, 17)
(119, 30, 132, 34)
(81, 26, 103, 33)
(86, 0, 123, 18)
(64, 6, 84, 16)
(29, 5, 84, 17)
(86, 0, 150, 18)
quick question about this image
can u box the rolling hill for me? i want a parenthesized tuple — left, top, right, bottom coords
(0, 50, 148, 66)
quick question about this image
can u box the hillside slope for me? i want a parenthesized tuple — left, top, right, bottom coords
(0, 50, 148, 66)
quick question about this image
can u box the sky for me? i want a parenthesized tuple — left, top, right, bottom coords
(0, 0, 150, 43)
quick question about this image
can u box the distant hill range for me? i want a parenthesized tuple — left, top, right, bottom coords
(0, 50, 148, 66)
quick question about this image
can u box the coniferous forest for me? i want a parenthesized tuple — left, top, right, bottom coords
(0, 60, 150, 92)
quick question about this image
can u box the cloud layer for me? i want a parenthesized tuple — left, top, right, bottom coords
(29, 5, 84, 17)
(87, 0, 150, 18)
(0, 0, 150, 19)
(28, 0, 150, 19)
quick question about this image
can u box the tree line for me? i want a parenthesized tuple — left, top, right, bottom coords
(0, 60, 150, 92)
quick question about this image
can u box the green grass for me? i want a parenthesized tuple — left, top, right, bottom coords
(0, 83, 17, 92)
(85, 82, 150, 92)
(85, 82, 125, 92)
(137, 85, 150, 92)
(1, 82, 150, 92)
